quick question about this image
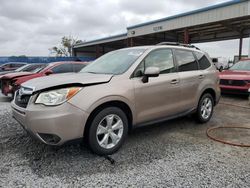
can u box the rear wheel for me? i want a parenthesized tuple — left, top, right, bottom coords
(87, 107, 128, 155)
(196, 93, 214, 123)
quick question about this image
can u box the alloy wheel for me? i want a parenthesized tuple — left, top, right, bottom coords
(96, 114, 124, 149)
(201, 97, 213, 120)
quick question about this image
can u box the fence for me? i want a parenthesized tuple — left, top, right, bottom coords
(0, 56, 95, 64)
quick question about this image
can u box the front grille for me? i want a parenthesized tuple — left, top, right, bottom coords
(220, 79, 247, 86)
(15, 91, 31, 108)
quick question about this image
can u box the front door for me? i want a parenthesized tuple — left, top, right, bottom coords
(132, 48, 182, 124)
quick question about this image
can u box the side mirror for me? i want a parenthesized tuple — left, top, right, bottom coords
(45, 70, 53, 75)
(142, 67, 160, 83)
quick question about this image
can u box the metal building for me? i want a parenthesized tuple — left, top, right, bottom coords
(73, 0, 250, 58)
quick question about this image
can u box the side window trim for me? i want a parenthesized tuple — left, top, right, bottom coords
(131, 48, 176, 78)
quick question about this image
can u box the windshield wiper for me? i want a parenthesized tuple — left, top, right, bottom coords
(83, 71, 114, 75)
(84, 71, 100, 74)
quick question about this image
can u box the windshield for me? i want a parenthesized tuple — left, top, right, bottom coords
(230, 60, 250, 71)
(80, 48, 145, 75)
(30, 64, 47, 73)
(15, 64, 30, 72)
(15, 64, 47, 73)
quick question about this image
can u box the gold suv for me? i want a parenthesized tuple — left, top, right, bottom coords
(11, 43, 221, 155)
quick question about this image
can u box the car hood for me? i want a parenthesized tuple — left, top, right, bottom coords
(22, 73, 113, 92)
(2, 72, 34, 80)
(219, 70, 250, 80)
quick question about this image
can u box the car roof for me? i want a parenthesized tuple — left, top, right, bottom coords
(46, 61, 89, 68)
(117, 45, 203, 53)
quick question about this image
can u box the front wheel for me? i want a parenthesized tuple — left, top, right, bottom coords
(196, 93, 214, 123)
(87, 107, 128, 155)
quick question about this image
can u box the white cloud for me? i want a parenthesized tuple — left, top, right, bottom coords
(0, 0, 248, 58)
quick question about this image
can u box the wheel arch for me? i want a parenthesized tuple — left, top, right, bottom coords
(199, 88, 216, 105)
(84, 100, 134, 138)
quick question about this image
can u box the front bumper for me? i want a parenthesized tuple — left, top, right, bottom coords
(11, 99, 89, 145)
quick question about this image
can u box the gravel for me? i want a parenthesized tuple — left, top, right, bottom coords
(0, 94, 249, 187)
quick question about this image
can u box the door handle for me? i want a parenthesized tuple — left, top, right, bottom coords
(171, 79, 179, 84)
(199, 75, 205, 79)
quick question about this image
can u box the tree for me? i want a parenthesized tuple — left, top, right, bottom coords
(49, 36, 82, 57)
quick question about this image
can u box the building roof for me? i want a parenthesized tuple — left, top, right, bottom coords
(127, 0, 248, 29)
(74, 0, 249, 49)
(73, 33, 127, 48)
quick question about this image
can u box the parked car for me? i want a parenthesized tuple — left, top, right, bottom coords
(0, 63, 46, 77)
(212, 57, 228, 72)
(1, 61, 88, 97)
(0, 63, 46, 90)
(0, 62, 27, 72)
(11, 44, 220, 155)
(219, 59, 250, 95)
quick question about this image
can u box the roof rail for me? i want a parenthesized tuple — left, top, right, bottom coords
(157, 42, 200, 50)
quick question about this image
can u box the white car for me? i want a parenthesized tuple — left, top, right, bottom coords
(212, 57, 228, 71)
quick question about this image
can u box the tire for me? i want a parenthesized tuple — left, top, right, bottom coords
(196, 93, 214, 123)
(87, 107, 128, 155)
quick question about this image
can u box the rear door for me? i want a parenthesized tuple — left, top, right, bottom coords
(174, 49, 202, 110)
(133, 48, 182, 124)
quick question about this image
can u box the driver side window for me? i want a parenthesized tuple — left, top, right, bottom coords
(134, 49, 175, 77)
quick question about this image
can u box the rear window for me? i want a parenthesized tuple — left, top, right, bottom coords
(194, 52, 211, 70)
(212, 58, 218, 63)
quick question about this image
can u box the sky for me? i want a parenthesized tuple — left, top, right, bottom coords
(0, 0, 249, 59)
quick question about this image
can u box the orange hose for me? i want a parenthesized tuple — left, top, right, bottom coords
(206, 126, 250, 147)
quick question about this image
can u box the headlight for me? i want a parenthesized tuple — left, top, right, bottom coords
(35, 87, 82, 106)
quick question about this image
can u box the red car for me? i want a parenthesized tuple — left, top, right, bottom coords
(1, 61, 89, 97)
(219, 59, 250, 95)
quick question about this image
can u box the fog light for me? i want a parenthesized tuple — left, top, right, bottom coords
(37, 133, 61, 144)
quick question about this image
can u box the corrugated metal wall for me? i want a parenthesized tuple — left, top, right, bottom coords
(127, 1, 249, 37)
